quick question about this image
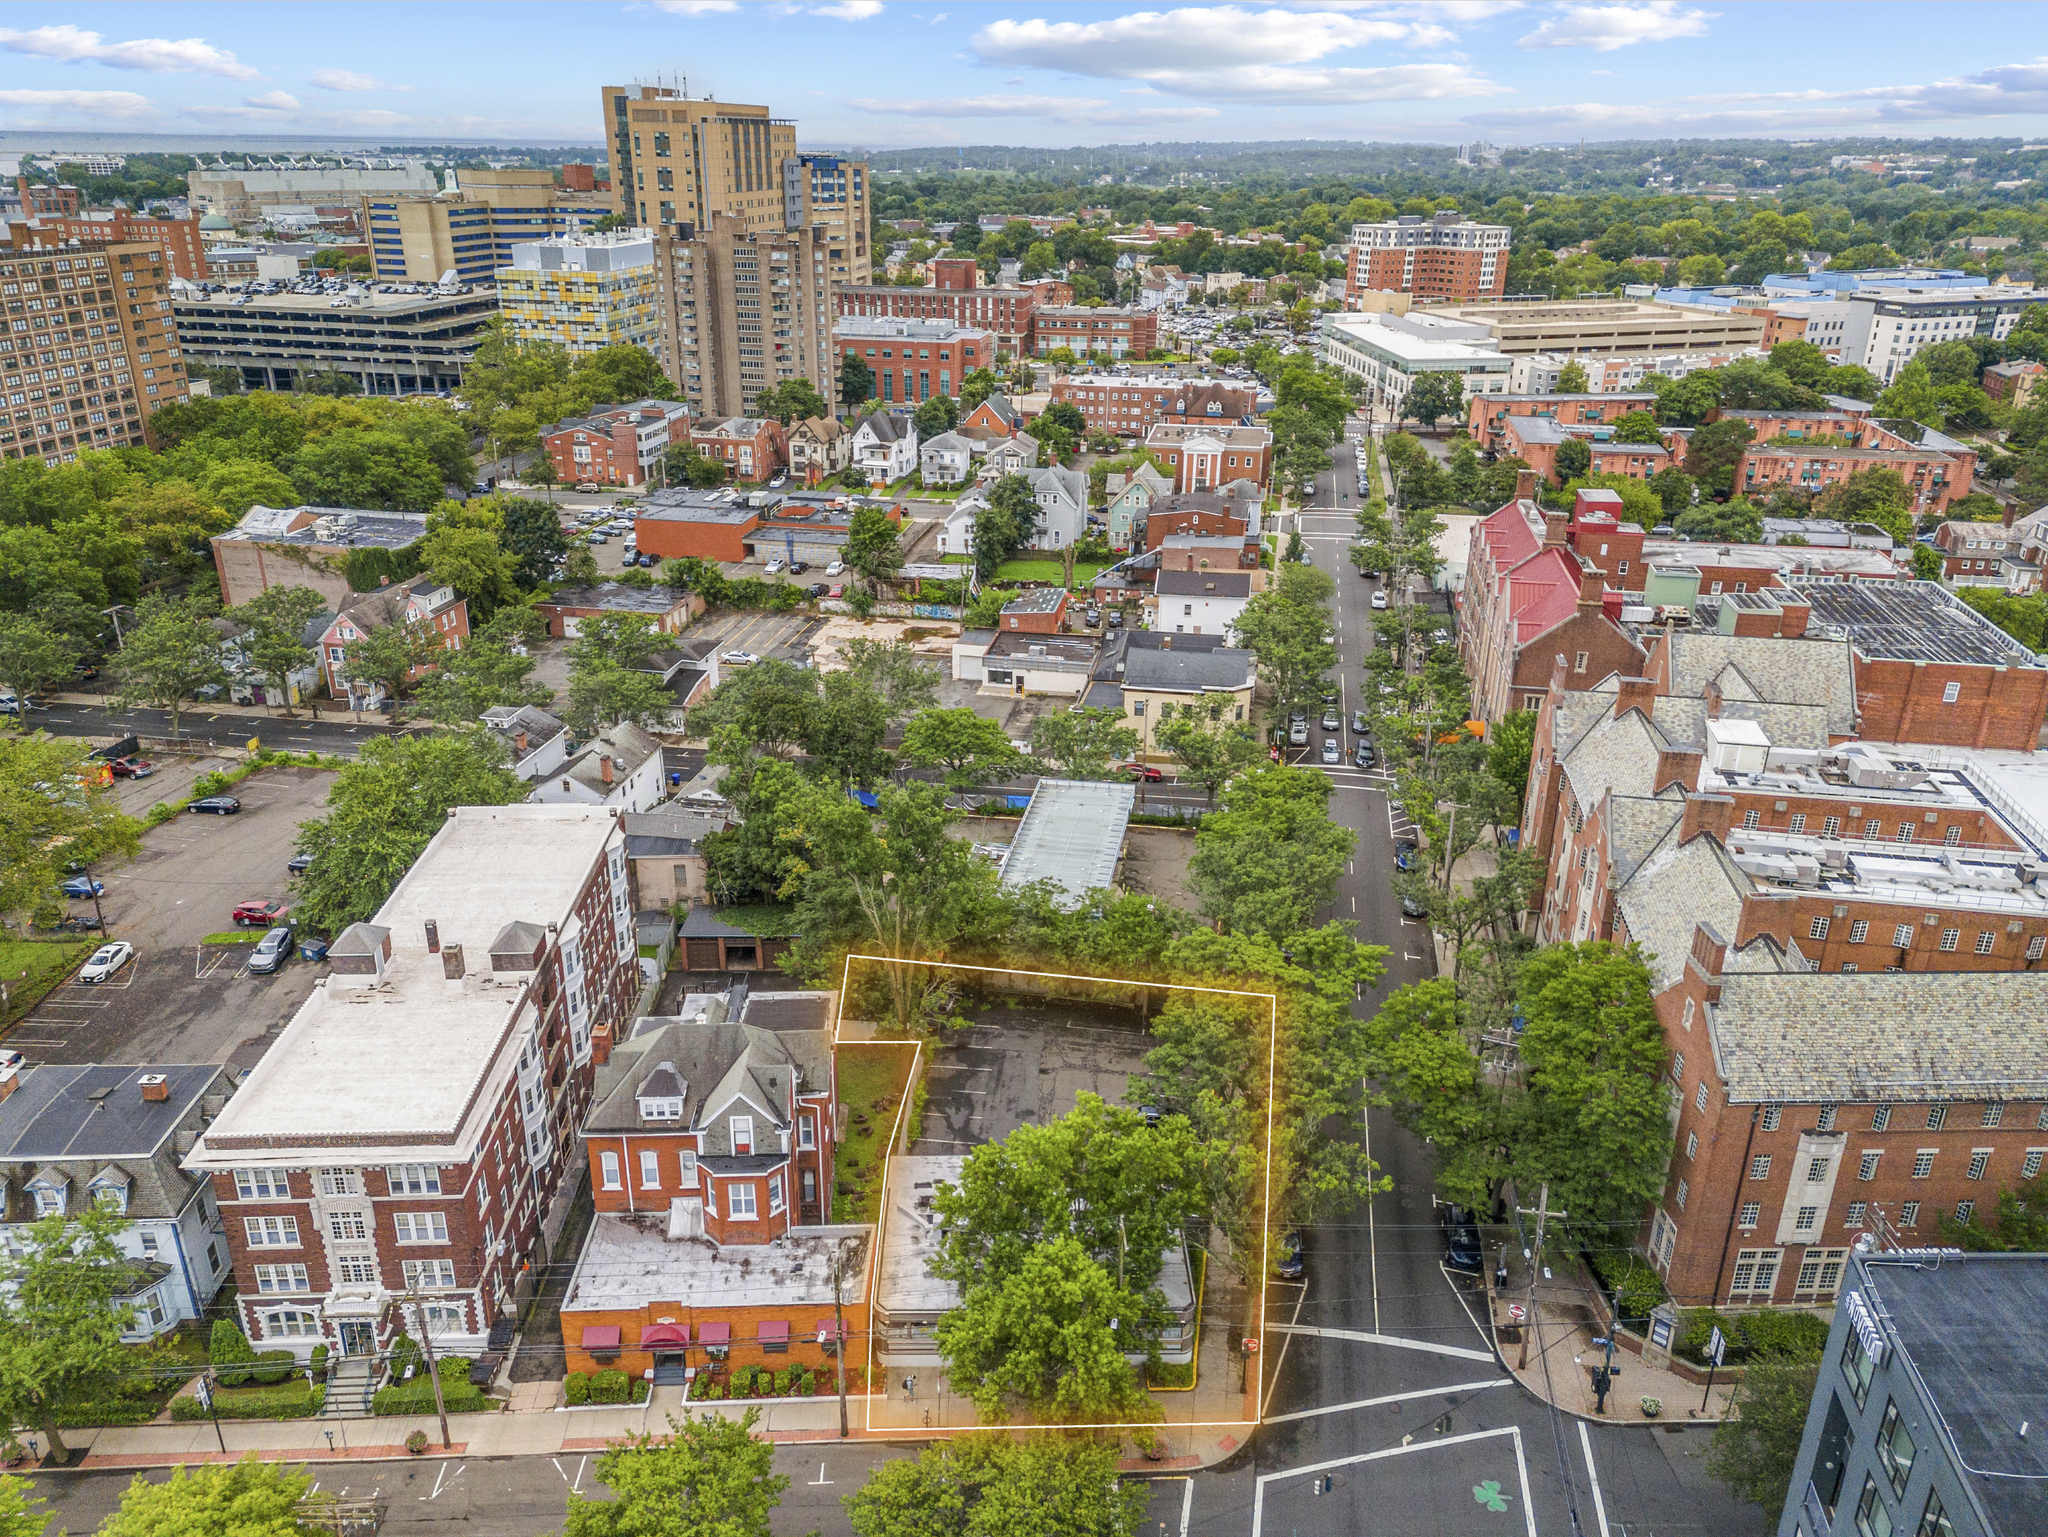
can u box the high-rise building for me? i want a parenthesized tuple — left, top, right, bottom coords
(602, 86, 869, 282)
(497, 229, 661, 356)
(363, 170, 613, 286)
(1346, 211, 1511, 302)
(0, 232, 189, 463)
(656, 213, 834, 420)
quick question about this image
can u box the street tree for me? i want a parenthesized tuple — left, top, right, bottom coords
(0, 1203, 138, 1465)
(564, 1410, 786, 1537)
(111, 592, 229, 740)
(690, 658, 822, 766)
(227, 583, 326, 715)
(1403, 371, 1464, 431)
(0, 734, 138, 925)
(1153, 698, 1264, 804)
(899, 707, 1024, 792)
(0, 610, 79, 713)
(1188, 764, 1354, 938)
(1552, 436, 1593, 485)
(291, 731, 526, 933)
(411, 606, 553, 724)
(564, 612, 673, 735)
(1231, 560, 1335, 724)
(1028, 705, 1139, 780)
(843, 506, 905, 592)
(845, 1436, 1147, 1537)
(1364, 978, 1500, 1209)
(96, 1458, 318, 1537)
(337, 616, 437, 713)
(1707, 1358, 1822, 1513)
(1487, 708, 1538, 813)
(838, 352, 875, 410)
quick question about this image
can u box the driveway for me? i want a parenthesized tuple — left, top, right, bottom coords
(7, 765, 337, 1070)
(911, 1000, 1155, 1154)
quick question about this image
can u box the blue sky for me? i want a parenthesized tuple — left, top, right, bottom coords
(3, 2, 2048, 150)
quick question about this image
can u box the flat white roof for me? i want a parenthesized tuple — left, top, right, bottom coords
(1322, 312, 1511, 368)
(189, 806, 621, 1164)
(562, 1214, 872, 1314)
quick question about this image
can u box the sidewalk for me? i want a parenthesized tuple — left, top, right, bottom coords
(1487, 1247, 1736, 1424)
(47, 692, 402, 731)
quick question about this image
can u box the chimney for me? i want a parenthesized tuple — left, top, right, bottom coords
(1576, 567, 1605, 613)
(515, 729, 529, 754)
(1614, 676, 1656, 719)
(138, 1073, 170, 1103)
(1775, 597, 1810, 639)
(591, 1022, 613, 1067)
(1680, 792, 1735, 846)
(424, 919, 440, 954)
(1161, 633, 1173, 649)
(600, 753, 614, 787)
(1515, 468, 1538, 503)
(1654, 746, 1704, 794)
(442, 943, 466, 982)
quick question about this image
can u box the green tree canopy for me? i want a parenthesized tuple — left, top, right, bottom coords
(227, 583, 325, 715)
(1189, 763, 1354, 938)
(1028, 705, 1139, 780)
(112, 591, 229, 739)
(1231, 560, 1335, 722)
(0, 1203, 139, 1465)
(96, 1458, 320, 1537)
(845, 1436, 1147, 1537)
(564, 1410, 786, 1537)
(899, 707, 1024, 792)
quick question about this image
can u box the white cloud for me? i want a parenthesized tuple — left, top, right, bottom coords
(967, 6, 1501, 103)
(813, 0, 884, 16)
(310, 68, 407, 92)
(651, 1, 740, 12)
(0, 24, 257, 77)
(0, 86, 155, 117)
(1517, 2, 1712, 52)
(849, 93, 1218, 125)
(243, 90, 300, 111)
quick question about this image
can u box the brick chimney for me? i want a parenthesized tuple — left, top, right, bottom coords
(442, 943, 466, 982)
(1654, 745, 1704, 794)
(1161, 633, 1173, 649)
(591, 1022, 613, 1066)
(1775, 596, 1809, 639)
(515, 729, 529, 755)
(1614, 676, 1656, 719)
(139, 1073, 170, 1103)
(424, 919, 440, 954)
(1680, 792, 1735, 846)
(1544, 509, 1570, 547)
(1576, 566, 1605, 614)
(600, 753, 615, 787)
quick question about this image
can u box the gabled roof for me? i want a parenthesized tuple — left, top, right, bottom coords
(1155, 569, 1251, 598)
(1657, 631, 1857, 737)
(789, 415, 843, 443)
(1605, 793, 1687, 888)
(1122, 646, 1256, 693)
(967, 395, 1020, 427)
(921, 431, 973, 454)
(1473, 496, 1546, 573)
(1504, 547, 1583, 642)
(1615, 832, 1754, 992)
(857, 410, 911, 444)
(1560, 706, 1667, 812)
(480, 704, 566, 750)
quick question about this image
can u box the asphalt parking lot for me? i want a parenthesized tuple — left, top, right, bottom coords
(10, 765, 337, 1070)
(911, 1000, 1155, 1154)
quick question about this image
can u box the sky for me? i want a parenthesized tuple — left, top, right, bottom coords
(2, 2, 2048, 151)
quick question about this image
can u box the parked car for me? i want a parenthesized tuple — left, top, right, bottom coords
(189, 796, 241, 814)
(1106, 610, 1123, 628)
(78, 941, 135, 984)
(789, 560, 809, 574)
(1430, 628, 1451, 646)
(1401, 890, 1428, 919)
(1320, 736, 1340, 764)
(1321, 707, 1340, 732)
(827, 585, 843, 599)
(825, 561, 845, 576)
(55, 915, 103, 933)
(764, 558, 786, 574)
(1354, 740, 1375, 769)
(1273, 1229, 1304, 1280)
(0, 695, 19, 716)
(807, 583, 828, 598)
(1287, 715, 1309, 746)
(1370, 591, 1388, 610)
(1351, 711, 1368, 735)
(1085, 607, 1102, 627)
(109, 756, 155, 778)
(720, 650, 760, 667)
(1121, 762, 1164, 782)
(232, 899, 288, 927)
(287, 853, 314, 875)
(1440, 1203, 1484, 1274)
(59, 876, 104, 899)
(246, 925, 296, 976)
(1394, 839, 1417, 872)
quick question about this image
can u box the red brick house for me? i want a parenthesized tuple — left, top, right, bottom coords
(690, 417, 787, 484)
(541, 399, 690, 489)
(318, 574, 469, 709)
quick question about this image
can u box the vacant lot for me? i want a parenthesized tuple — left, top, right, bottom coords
(912, 999, 1154, 1154)
(833, 1043, 915, 1223)
(5, 765, 337, 1069)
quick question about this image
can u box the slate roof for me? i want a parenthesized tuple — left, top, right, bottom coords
(1708, 971, 2048, 1104)
(858, 411, 912, 445)
(0, 1064, 227, 1223)
(480, 705, 566, 756)
(1155, 569, 1251, 598)
(1605, 793, 1686, 887)
(1122, 645, 1256, 693)
(1560, 706, 1665, 812)
(1614, 831, 1753, 992)
(557, 722, 662, 796)
(1657, 631, 1858, 736)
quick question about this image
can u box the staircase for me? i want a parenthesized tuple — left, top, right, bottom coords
(320, 1357, 376, 1418)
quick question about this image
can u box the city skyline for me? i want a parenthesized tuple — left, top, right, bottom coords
(0, 2, 2042, 151)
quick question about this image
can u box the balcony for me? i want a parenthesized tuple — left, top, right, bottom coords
(1802, 1481, 1833, 1537)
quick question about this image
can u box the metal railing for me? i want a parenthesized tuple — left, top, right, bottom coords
(1803, 1480, 1834, 1537)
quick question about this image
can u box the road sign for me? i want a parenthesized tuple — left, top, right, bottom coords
(1708, 1324, 1727, 1367)
(1508, 1303, 1527, 1322)
(1242, 1336, 1259, 1354)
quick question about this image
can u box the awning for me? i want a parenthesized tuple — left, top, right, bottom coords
(579, 1325, 621, 1350)
(757, 1320, 790, 1344)
(698, 1321, 732, 1345)
(639, 1324, 689, 1347)
(814, 1318, 844, 1342)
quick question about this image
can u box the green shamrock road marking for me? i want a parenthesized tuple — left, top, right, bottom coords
(1473, 1480, 1511, 1513)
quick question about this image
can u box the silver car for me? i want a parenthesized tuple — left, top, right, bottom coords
(247, 925, 295, 976)
(1320, 737, 1341, 764)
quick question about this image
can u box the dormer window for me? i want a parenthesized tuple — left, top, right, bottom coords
(91, 1176, 130, 1214)
(638, 1096, 684, 1120)
(29, 1175, 67, 1216)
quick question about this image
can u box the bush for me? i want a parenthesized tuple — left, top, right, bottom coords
(589, 1368, 630, 1405)
(1590, 1250, 1667, 1324)
(247, 1350, 296, 1386)
(310, 1345, 329, 1377)
(209, 1320, 258, 1387)
(563, 1372, 590, 1406)
(1675, 1307, 1830, 1366)
(172, 1381, 325, 1421)
(191, 771, 231, 798)
(55, 1398, 172, 1428)
(371, 1358, 484, 1417)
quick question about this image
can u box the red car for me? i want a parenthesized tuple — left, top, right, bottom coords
(1120, 762, 1164, 782)
(232, 899, 288, 927)
(108, 756, 155, 778)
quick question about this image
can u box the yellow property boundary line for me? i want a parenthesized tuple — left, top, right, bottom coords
(833, 952, 1280, 1435)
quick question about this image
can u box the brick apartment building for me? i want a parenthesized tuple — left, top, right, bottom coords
(0, 233, 190, 461)
(1030, 305, 1158, 359)
(690, 416, 787, 484)
(540, 399, 690, 489)
(1465, 392, 1663, 454)
(1345, 211, 1510, 302)
(1562, 497, 1905, 601)
(1718, 407, 1979, 517)
(1049, 374, 1255, 438)
(834, 260, 1038, 358)
(24, 211, 211, 281)
(184, 806, 639, 1362)
(1495, 411, 1679, 485)
(1931, 520, 2035, 590)
(1144, 422, 1273, 492)
(834, 318, 991, 407)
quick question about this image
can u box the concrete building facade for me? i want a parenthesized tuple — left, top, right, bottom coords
(655, 213, 835, 421)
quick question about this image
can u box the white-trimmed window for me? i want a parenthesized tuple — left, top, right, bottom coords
(401, 1259, 458, 1290)
(1762, 1105, 1783, 1131)
(329, 1211, 367, 1241)
(1737, 1200, 1760, 1227)
(244, 1215, 299, 1247)
(1818, 1104, 1839, 1132)
(1873, 1105, 1893, 1131)
(1940, 927, 1960, 952)
(1954, 1199, 1976, 1226)
(254, 1263, 310, 1293)
(1967, 1150, 1991, 1180)
(2024, 1149, 2045, 1180)
(394, 1212, 448, 1244)
(1676, 1178, 1688, 1209)
(1848, 921, 1868, 945)
(730, 1116, 754, 1155)
(1809, 916, 1830, 941)
(640, 1150, 661, 1189)
(1912, 1151, 1936, 1178)
(415, 1302, 464, 1336)
(265, 1308, 321, 1338)
(769, 1173, 786, 1215)
(1927, 1105, 1947, 1131)
(1976, 930, 1997, 955)
(1823, 816, 1841, 837)
(1672, 1051, 1685, 1081)
(1846, 1201, 1867, 1226)
(1695, 1082, 1709, 1112)
(1794, 1205, 1818, 1234)
(1794, 1248, 1847, 1297)
(234, 1168, 290, 1200)
(728, 1182, 758, 1220)
(798, 1115, 815, 1149)
(319, 1169, 361, 1196)
(677, 1151, 699, 1190)
(1942, 680, 1961, 704)
(1860, 1151, 1882, 1180)
(1728, 1248, 1780, 1297)
(1984, 1103, 2005, 1128)
(1901, 1200, 1921, 1226)
(599, 1151, 622, 1190)
(336, 1256, 378, 1285)
(387, 1165, 441, 1195)
(2029, 935, 2046, 961)
(1892, 924, 1914, 949)
(1686, 1131, 1698, 1160)
(1750, 1154, 1773, 1180)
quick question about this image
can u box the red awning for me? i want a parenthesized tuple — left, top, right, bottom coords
(698, 1321, 732, 1344)
(579, 1325, 621, 1349)
(757, 1320, 791, 1343)
(639, 1324, 688, 1347)
(814, 1318, 843, 1341)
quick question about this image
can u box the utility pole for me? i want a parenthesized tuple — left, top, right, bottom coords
(405, 1278, 454, 1451)
(1515, 1182, 1559, 1372)
(830, 1237, 856, 1439)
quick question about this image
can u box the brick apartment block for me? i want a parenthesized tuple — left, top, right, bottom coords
(1465, 393, 1662, 454)
(541, 398, 690, 488)
(834, 263, 1038, 358)
(185, 807, 639, 1362)
(1720, 406, 1979, 518)
(1345, 211, 1510, 302)
(1030, 305, 1157, 359)
(1050, 374, 1254, 439)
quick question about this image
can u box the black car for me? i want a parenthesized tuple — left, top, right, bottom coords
(1393, 839, 1417, 872)
(246, 925, 295, 976)
(789, 560, 810, 574)
(807, 583, 829, 598)
(1354, 740, 1375, 769)
(1400, 890, 1428, 919)
(287, 853, 314, 875)
(1274, 1229, 1304, 1280)
(1440, 1203, 1483, 1273)
(189, 796, 242, 815)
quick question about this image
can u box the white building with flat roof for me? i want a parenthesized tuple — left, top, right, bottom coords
(1319, 310, 1512, 418)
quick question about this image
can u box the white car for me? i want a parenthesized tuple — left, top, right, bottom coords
(764, 559, 785, 574)
(824, 561, 845, 577)
(1370, 591, 1389, 610)
(78, 941, 135, 983)
(721, 650, 760, 667)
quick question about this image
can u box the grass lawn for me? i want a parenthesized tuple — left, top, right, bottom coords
(831, 1044, 914, 1225)
(994, 559, 1105, 586)
(711, 903, 798, 937)
(200, 931, 262, 946)
(0, 938, 93, 1028)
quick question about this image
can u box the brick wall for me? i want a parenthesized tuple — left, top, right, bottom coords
(1850, 657, 2048, 752)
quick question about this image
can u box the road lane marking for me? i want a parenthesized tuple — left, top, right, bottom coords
(1263, 1377, 1512, 1425)
(1250, 1425, 1534, 1537)
(1442, 1263, 1494, 1346)
(1179, 1476, 1194, 1537)
(1264, 1323, 1497, 1363)
(1364, 1102, 1380, 1334)
(1579, 1421, 1611, 1537)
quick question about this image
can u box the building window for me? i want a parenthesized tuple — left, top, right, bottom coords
(798, 1115, 815, 1150)
(1696, 1082, 1709, 1112)
(728, 1183, 758, 1221)
(1743, 810, 1762, 831)
(265, 1309, 321, 1339)
(1819, 1104, 1839, 1131)
(244, 1216, 299, 1247)
(1912, 1151, 1936, 1178)
(401, 1259, 457, 1290)
(336, 1256, 377, 1284)
(1941, 680, 1962, 704)
(1917, 1490, 1954, 1537)
(600, 1151, 621, 1189)
(1939, 928, 1960, 952)
(2027, 1148, 2047, 1180)
(1927, 1104, 1947, 1131)
(394, 1212, 448, 1244)
(2029, 935, 2046, 961)
(1901, 1200, 1921, 1226)
(640, 1151, 661, 1189)
(677, 1151, 699, 1190)
(1728, 1247, 1779, 1296)
(329, 1211, 367, 1241)
(1809, 916, 1830, 941)
(387, 1165, 441, 1195)
(233, 1168, 290, 1200)
(769, 1174, 786, 1216)
(1675, 1178, 1688, 1209)
(1842, 1323, 1876, 1409)
(1824, 816, 1841, 836)
(1892, 924, 1914, 949)
(1672, 1051, 1685, 1081)
(730, 1116, 754, 1155)
(1866, 819, 1883, 838)
(1860, 1151, 1882, 1180)
(1807, 1156, 1831, 1181)
(1762, 1105, 1783, 1132)
(1738, 1200, 1761, 1227)
(1973, 929, 1997, 956)
(253, 1264, 310, 1294)
(1795, 1248, 1847, 1296)
(1848, 921, 1868, 945)
(1685, 1131, 1698, 1160)
(1873, 1104, 1893, 1131)
(1846, 1200, 1867, 1225)
(1968, 1150, 1991, 1180)
(1750, 1154, 1772, 1180)
(319, 1169, 361, 1196)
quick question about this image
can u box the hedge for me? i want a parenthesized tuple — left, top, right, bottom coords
(1674, 1307, 1831, 1367)
(172, 1381, 325, 1421)
(372, 1358, 487, 1417)
(55, 1397, 173, 1428)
